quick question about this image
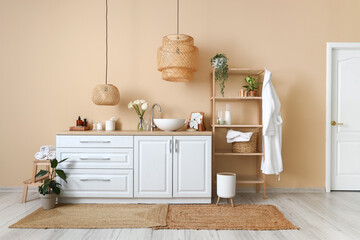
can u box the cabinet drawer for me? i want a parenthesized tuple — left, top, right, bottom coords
(56, 135, 133, 148)
(59, 169, 133, 198)
(57, 148, 133, 169)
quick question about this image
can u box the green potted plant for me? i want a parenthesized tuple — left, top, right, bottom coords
(243, 75, 261, 97)
(35, 158, 68, 210)
(210, 53, 228, 97)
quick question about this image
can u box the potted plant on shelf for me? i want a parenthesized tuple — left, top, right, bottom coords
(210, 53, 229, 97)
(243, 75, 261, 97)
(35, 158, 68, 210)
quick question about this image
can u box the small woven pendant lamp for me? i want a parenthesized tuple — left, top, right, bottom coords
(92, 0, 120, 105)
(157, 0, 198, 82)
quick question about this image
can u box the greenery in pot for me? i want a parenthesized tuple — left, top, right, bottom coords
(36, 158, 68, 195)
(243, 75, 261, 95)
(210, 53, 229, 97)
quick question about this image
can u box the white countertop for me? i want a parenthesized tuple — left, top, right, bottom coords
(56, 130, 212, 136)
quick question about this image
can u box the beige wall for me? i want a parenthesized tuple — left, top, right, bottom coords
(1, 0, 360, 187)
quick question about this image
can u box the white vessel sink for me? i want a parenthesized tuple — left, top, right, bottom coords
(154, 119, 187, 131)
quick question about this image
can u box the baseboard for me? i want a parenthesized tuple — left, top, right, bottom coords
(236, 187, 325, 193)
(0, 186, 326, 193)
(0, 186, 38, 193)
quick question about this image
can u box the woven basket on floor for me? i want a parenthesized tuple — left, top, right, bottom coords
(232, 132, 258, 153)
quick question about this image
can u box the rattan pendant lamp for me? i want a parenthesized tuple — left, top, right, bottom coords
(92, 0, 120, 105)
(157, 0, 199, 82)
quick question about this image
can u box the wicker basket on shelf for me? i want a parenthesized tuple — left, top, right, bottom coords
(232, 132, 258, 153)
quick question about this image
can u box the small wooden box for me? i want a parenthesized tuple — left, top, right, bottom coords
(69, 126, 91, 131)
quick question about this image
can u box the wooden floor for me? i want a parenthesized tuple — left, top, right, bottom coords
(0, 191, 360, 240)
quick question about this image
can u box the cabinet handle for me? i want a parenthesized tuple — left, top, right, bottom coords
(79, 157, 111, 160)
(79, 140, 111, 143)
(175, 140, 179, 152)
(169, 140, 172, 153)
(79, 178, 111, 181)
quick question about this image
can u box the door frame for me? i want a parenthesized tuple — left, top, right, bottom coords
(326, 42, 360, 192)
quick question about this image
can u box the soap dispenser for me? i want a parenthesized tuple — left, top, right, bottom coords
(76, 116, 82, 126)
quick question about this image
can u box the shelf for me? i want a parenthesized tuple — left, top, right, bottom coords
(236, 178, 264, 184)
(215, 152, 264, 156)
(213, 124, 263, 128)
(228, 68, 265, 75)
(211, 97, 262, 101)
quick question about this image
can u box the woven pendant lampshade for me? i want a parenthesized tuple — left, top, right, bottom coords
(92, 84, 120, 105)
(157, 0, 199, 82)
(157, 34, 198, 82)
(91, 0, 120, 106)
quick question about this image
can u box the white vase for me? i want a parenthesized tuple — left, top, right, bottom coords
(39, 193, 57, 210)
(217, 172, 236, 199)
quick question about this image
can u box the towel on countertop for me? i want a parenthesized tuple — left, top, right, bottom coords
(40, 145, 55, 155)
(35, 152, 46, 160)
(226, 129, 253, 143)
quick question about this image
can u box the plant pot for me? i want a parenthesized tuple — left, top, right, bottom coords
(217, 172, 236, 199)
(39, 193, 57, 210)
(248, 90, 257, 97)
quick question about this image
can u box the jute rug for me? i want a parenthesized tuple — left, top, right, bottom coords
(9, 204, 168, 229)
(156, 204, 299, 230)
(10, 204, 298, 230)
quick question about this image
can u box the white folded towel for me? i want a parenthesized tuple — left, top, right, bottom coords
(47, 151, 56, 160)
(40, 145, 55, 155)
(226, 130, 253, 143)
(35, 152, 46, 160)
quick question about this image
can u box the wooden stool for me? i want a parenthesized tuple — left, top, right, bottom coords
(216, 197, 234, 207)
(22, 160, 51, 203)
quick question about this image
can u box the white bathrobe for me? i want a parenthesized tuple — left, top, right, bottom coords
(261, 69, 283, 176)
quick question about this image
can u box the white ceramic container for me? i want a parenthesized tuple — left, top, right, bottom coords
(39, 193, 56, 210)
(105, 120, 115, 131)
(217, 172, 236, 199)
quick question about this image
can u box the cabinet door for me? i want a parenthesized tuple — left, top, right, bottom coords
(173, 136, 212, 197)
(134, 136, 172, 198)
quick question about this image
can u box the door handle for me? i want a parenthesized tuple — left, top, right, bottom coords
(169, 140, 172, 153)
(80, 178, 111, 181)
(79, 157, 111, 160)
(331, 121, 344, 126)
(79, 140, 111, 143)
(175, 140, 179, 152)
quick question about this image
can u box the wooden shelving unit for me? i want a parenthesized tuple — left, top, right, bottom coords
(211, 68, 267, 199)
(212, 124, 263, 128)
(214, 152, 264, 156)
(210, 97, 262, 101)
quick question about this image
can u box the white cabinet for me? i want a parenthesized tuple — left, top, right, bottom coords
(173, 136, 212, 197)
(57, 133, 212, 203)
(134, 136, 172, 198)
(56, 135, 134, 202)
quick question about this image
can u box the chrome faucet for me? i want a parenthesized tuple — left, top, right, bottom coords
(151, 103, 162, 131)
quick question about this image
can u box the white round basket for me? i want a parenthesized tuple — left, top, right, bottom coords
(217, 172, 236, 199)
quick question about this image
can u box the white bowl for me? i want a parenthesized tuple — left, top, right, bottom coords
(154, 119, 187, 131)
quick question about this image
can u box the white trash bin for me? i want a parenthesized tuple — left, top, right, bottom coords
(216, 172, 236, 207)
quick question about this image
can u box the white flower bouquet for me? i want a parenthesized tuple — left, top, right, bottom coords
(128, 100, 149, 131)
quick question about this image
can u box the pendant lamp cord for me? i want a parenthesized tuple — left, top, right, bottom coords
(105, 0, 108, 85)
(176, 0, 179, 35)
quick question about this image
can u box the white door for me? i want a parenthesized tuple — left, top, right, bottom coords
(134, 136, 172, 197)
(173, 136, 212, 197)
(329, 45, 360, 190)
